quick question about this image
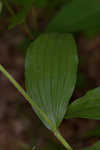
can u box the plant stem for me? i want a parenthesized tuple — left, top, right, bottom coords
(0, 64, 73, 150)
(54, 130, 73, 150)
(3, 0, 34, 40)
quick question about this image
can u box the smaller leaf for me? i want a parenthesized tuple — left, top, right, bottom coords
(8, 8, 29, 29)
(65, 87, 100, 120)
(82, 141, 100, 150)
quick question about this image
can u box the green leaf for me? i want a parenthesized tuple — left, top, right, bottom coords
(82, 141, 100, 150)
(46, 0, 100, 33)
(8, 8, 29, 29)
(25, 33, 78, 129)
(65, 87, 100, 120)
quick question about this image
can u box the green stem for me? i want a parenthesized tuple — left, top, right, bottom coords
(54, 130, 73, 150)
(0, 64, 73, 150)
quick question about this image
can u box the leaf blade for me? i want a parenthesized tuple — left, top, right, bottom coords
(46, 0, 100, 33)
(25, 33, 78, 129)
(65, 87, 100, 120)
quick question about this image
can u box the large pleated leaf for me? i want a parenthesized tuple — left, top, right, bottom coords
(25, 33, 78, 129)
(82, 141, 100, 150)
(46, 0, 100, 33)
(65, 87, 100, 120)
